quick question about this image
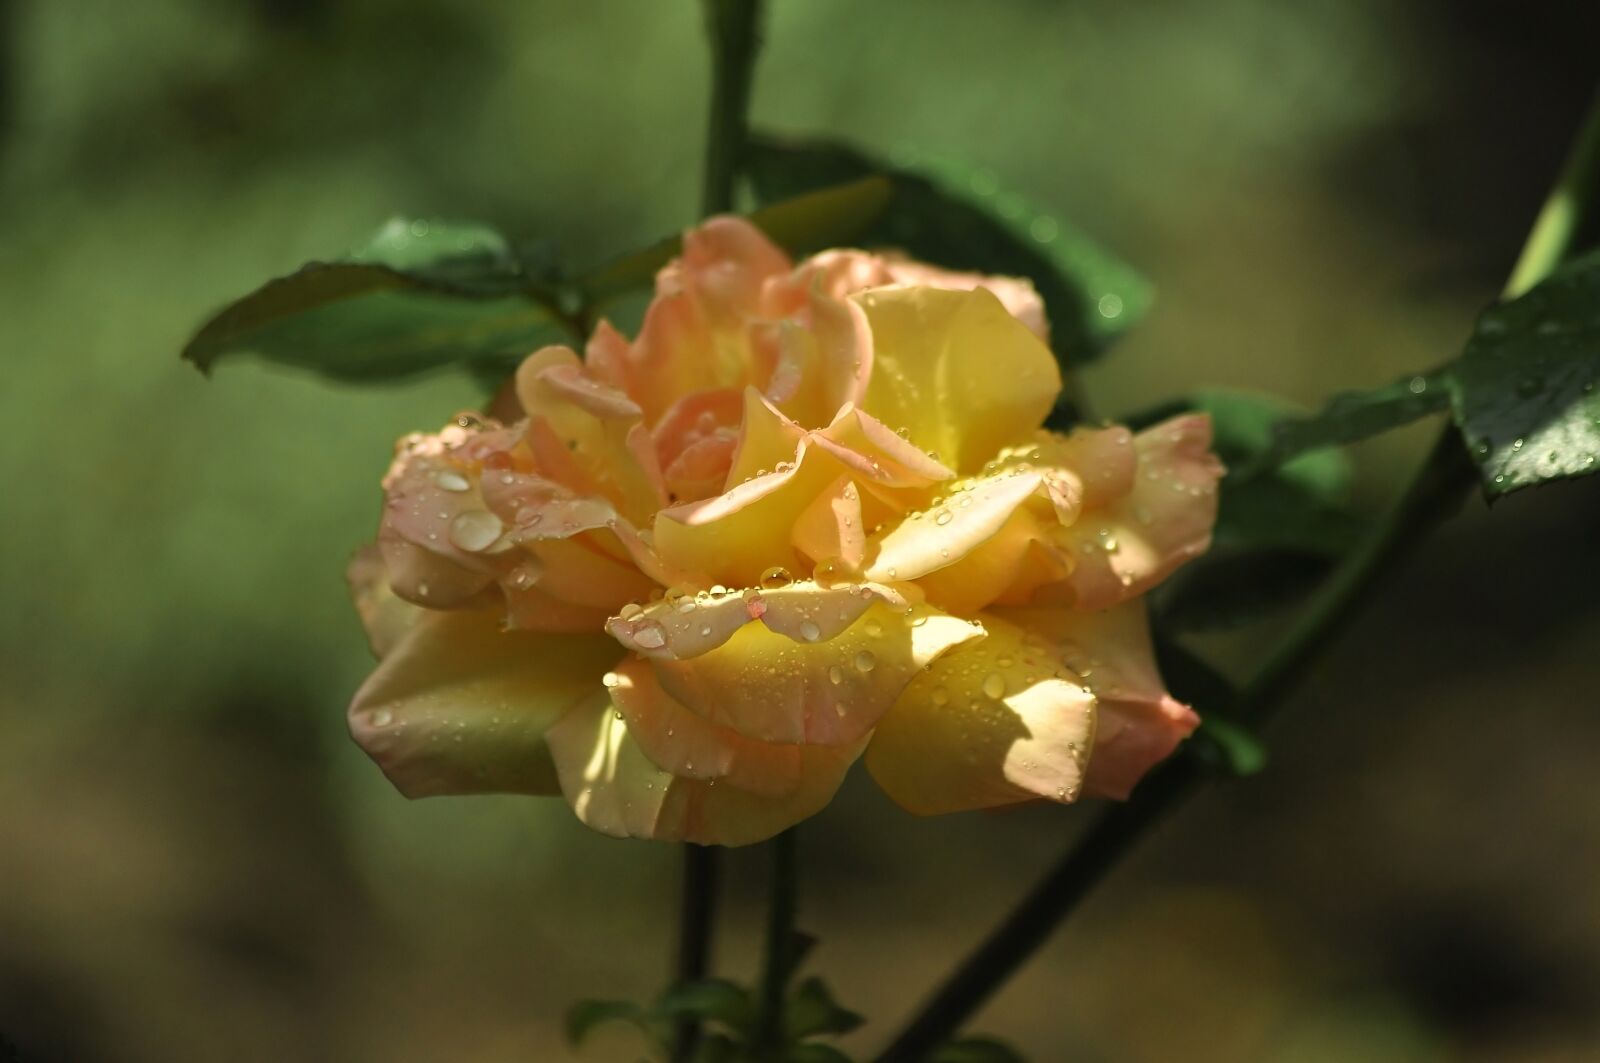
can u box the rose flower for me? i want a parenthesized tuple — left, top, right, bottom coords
(346, 217, 1223, 846)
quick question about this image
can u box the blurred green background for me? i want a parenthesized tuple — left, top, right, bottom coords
(3, 2, 1600, 1060)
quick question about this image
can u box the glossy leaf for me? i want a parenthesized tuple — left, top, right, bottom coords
(183, 217, 569, 382)
(785, 977, 865, 1040)
(745, 133, 1151, 363)
(564, 998, 646, 1047)
(1451, 250, 1600, 497)
(1246, 372, 1451, 475)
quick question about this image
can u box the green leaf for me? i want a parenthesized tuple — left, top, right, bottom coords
(580, 176, 894, 303)
(657, 978, 755, 1034)
(1246, 371, 1451, 475)
(787, 1044, 856, 1063)
(564, 998, 646, 1047)
(1451, 250, 1600, 497)
(1192, 716, 1269, 778)
(785, 977, 865, 1040)
(183, 217, 569, 382)
(927, 1036, 1028, 1063)
(745, 133, 1150, 363)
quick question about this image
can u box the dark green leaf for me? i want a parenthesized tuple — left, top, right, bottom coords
(927, 1036, 1028, 1063)
(1245, 372, 1451, 476)
(183, 217, 569, 382)
(564, 998, 646, 1047)
(745, 133, 1150, 363)
(580, 176, 894, 303)
(785, 977, 865, 1040)
(657, 978, 755, 1033)
(1451, 250, 1600, 497)
(787, 1043, 856, 1063)
(1192, 716, 1268, 777)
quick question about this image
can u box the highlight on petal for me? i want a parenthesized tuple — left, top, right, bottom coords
(865, 612, 1096, 815)
(855, 286, 1060, 473)
(349, 610, 622, 798)
(1058, 414, 1224, 610)
(864, 468, 1044, 584)
(546, 690, 862, 846)
(995, 601, 1198, 800)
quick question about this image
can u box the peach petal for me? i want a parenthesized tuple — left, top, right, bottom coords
(348, 609, 622, 798)
(995, 601, 1198, 799)
(865, 612, 1096, 815)
(792, 475, 867, 571)
(1059, 414, 1224, 610)
(346, 543, 425, 658)
(547, 694, 861, 846)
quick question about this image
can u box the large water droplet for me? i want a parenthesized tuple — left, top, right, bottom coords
(799, 619, 822, 642)
(449, 509, 504, 552)
(632, 622, 666, 650)
(760, 565, 793, 589)
(435, 469, 471, 492)
(982, 673, 1006, 699)
(854, 650, 877, 673)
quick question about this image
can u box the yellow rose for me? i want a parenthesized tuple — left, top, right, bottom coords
(347, 218, 1222, 845)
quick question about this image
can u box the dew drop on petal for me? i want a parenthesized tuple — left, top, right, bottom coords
(854, 650, 877, 673)
(372, 710, 393, 727)
(632, 622, 666, 650)
(982, 673, 1006, 699)
(799, 619, 822, 642)
(449, 510, 504, 552)
(760, 565, 793, 589)
(828, 664, 845, 685)
(435, 470, 471, 492)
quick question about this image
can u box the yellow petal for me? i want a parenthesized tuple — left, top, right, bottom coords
(607, 582, 983, 745)
(546, 692, 861, 846)
(348, 610, 621, 798)
(855, 287, 1060, 474)
(866, 612, 1096, 815)
(346, 543, 425, 658)
(864, 469, 1044, 583)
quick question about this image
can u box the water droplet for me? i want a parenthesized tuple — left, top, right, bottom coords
(934, 509, 953, 526)
(601, 671, 621, 688)
(759, 565, 793, 589)
(1407, 375, 1428, 395)
(864, 620, 883, 638)
(799, 619, 822, 642)
(982, 673, 1006, 699)
(416, 581, 431, 598)
(1511, 437, 1525, 451)
(507, 560, 542, 590)
(448, 510, 504, 552)
(372, 710, 393, 727)
(828, 664, 845, 685)
(435, 469, 471, 492)
(619, 602, 643, 620)
(632, 622, 666, 650)
(930, 687, 949, 706)
(854, 650, 877, 673)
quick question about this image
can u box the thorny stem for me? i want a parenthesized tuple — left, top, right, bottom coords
(875, 91, 1600, 1063)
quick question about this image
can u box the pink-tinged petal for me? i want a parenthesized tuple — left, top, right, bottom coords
(348, 610, 621, 798)
(585, 318, 633, 391)
(864, 470, 1044, 583)
(378, 523, 495, 608)
(503, 581, 614, 633)
(479, 468, 675, 588)
(524, 536, 658, 612)
(525, 415, 606, 497)
(346, 543, 425, 658)
(615, 588, 983, 746)
(653, 388, 745, 471)
(1059, 414, 1224, 610)
(855, 286, 1060, 474)
(546, 695, 862, 846)
(765, 287, 874, 428)
(812, 404, 955, 490)
(995, 601, 1198, 799)
(606, 656, 802, 797)
(664, 432, 741, 504)
(865, 613, 1096, 815)
(792, 475, 867, 571)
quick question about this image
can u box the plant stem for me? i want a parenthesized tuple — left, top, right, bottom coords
(755, 829, 799, 1057)
(670, 8, 764, 1060)
(670, 845, 720, 1061)
(701, 0, 764, 217)
(875, 91, 1600, 1063)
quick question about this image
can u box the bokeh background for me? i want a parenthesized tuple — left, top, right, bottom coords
(4, 2, 1600, 1060)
